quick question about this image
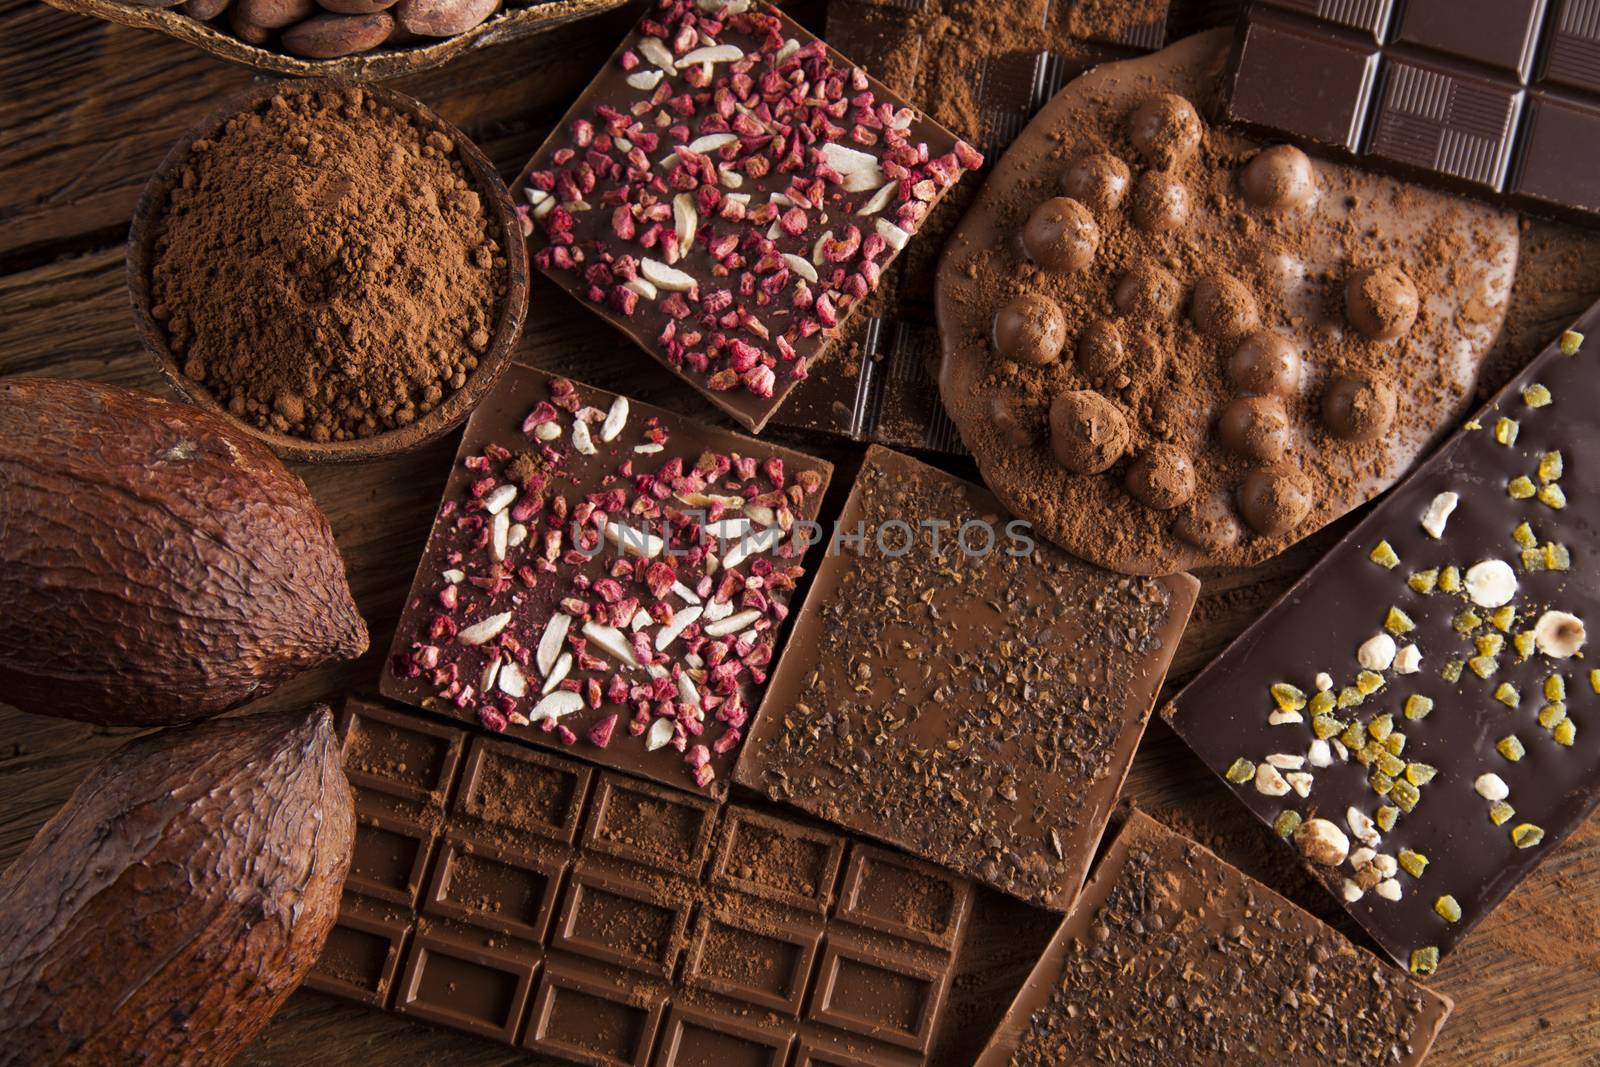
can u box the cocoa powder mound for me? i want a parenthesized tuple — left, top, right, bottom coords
(150, 85, 505, 443)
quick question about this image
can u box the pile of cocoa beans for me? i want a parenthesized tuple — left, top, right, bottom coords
(163, 0, 503, 59)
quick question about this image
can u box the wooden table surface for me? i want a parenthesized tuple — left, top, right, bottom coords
(3, 2, 1599, 1063)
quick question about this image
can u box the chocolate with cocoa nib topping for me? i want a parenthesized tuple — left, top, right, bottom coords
(1164, 306, 1600, 972)
(735, 446, 1197, 909)
(515, 0, 981, 433)
(381, 363, 830, 796)
(977, 810, 1452, 1067)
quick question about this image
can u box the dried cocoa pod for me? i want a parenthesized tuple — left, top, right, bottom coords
(0, 379, 368, 727)
(183, 0, 233, 19)
(394, 0, 497, 37)
(281, 10, 395, 55)
(317, 0, 397, 14)
(0, 706, 354, 1067)
(235, 0, 313, 27)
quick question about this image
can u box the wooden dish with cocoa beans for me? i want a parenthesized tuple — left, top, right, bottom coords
(41, 0, 623, 79)
(127, 79, 529, 464)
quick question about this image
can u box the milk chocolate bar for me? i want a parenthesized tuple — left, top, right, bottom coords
(514, 0, 982, 433)
(382, 363, 831, 796)
(1225, 1, 1600, 223)
(772, 0, 1240, 450)
(974, 809, 1453, 1066)
(1164, 307, 1600, 972)
(736, 447, 1198, 909)
(308, 696, 976, 1066)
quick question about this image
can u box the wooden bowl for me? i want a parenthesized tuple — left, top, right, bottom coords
(127, 79, 530, 464)
(42, 0, 625, 81)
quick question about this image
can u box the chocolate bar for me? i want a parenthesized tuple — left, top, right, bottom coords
(770, 0, 1243, 452)
(1225, 1, 1600, 223)
(513, 0, 982, 433)
(934, 30, 1519, 576)
(1164, 305, 1600, 972)
(736, 447, 1198, 909)
(974, 809, 1453, 1066)
(381, 363, 831, 796)
(309, 696, 976, 1065)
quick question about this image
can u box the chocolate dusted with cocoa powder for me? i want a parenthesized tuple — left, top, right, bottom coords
(935, 31, 1520, 575)
(1164, 308, 1600, 973)
(976, 809, 1452, 1066)
(514, 0, 982, 433)
(735, 447, 1198, 910)
(772, 0, 1244, 452)
(381, 363, 831, 796)
(311, 696, 976, 1064)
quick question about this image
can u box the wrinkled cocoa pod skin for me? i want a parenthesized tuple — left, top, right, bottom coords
(0, 706, 355, 1067)
(0, 379, 368, 726)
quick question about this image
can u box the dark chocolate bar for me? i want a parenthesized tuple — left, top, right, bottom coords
(735, 447, 1198, 909)
(974, 809, 1453, 1066)
(309, 696, 976, 1066)
(1164, 307, 1600, 972)
(381, 363, 831, 797)
(513, 0, 982, 433)
(1226, 1, 1600, 223)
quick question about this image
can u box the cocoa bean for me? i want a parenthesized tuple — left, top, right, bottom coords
(0, 707, 354, 1066)
(394, 0, 498, 37)
(229, 8, 272, 41)
(183, 0, 232, 18)
(281, 10, 395, 56)
(317, 0, 397, 14)
(236, 0, 314, 27)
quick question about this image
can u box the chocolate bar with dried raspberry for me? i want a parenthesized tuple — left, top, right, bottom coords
(514, 0, 982, 434)
(381, 363, 831, 796)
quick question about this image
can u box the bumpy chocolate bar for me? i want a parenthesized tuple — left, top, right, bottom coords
(737, 447, 1197, 909)
(308, 697, 976, 1066)
(381, 363, 831, 796)
(772, 0, 1242, 450)
(1226, 0, 1600, 223)
(975, 810, 1452, 1066)
(514, 0, 982, 433)
(1164, 306, 1600, 972)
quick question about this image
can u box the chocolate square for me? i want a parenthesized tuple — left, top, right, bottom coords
(808, 930, 949, 1054)
(396, 930, 537, 1043)
(1394, 0, 1547, 81)
(423, 832, 567, 942)
(1511, 92, 1600, 212)
(455, 736, 593, 843)
(1367, 57, 1525, 191)
(525, 961, 666, 1067)
(304, 901, 412, 1006)
(551, 862, 692, 977)
(1258, 0, 1396, 40)
(709, 807, 846, 913)
(1540, 0, 1600, 94)
(654, 1004, 794, 1067)
(579, 772, 719, 878)
(681, 907, 822, 1013)
(1227, 10, 1382, 150)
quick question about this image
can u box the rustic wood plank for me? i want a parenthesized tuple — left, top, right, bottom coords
(2, 0, 1599, 1063)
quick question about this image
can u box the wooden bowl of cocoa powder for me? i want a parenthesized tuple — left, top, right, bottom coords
(128, 79, 529, 464)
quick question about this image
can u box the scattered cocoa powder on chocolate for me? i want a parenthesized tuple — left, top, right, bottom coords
(149, 84, 506, 443)
(935, 32, 1520, 575)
